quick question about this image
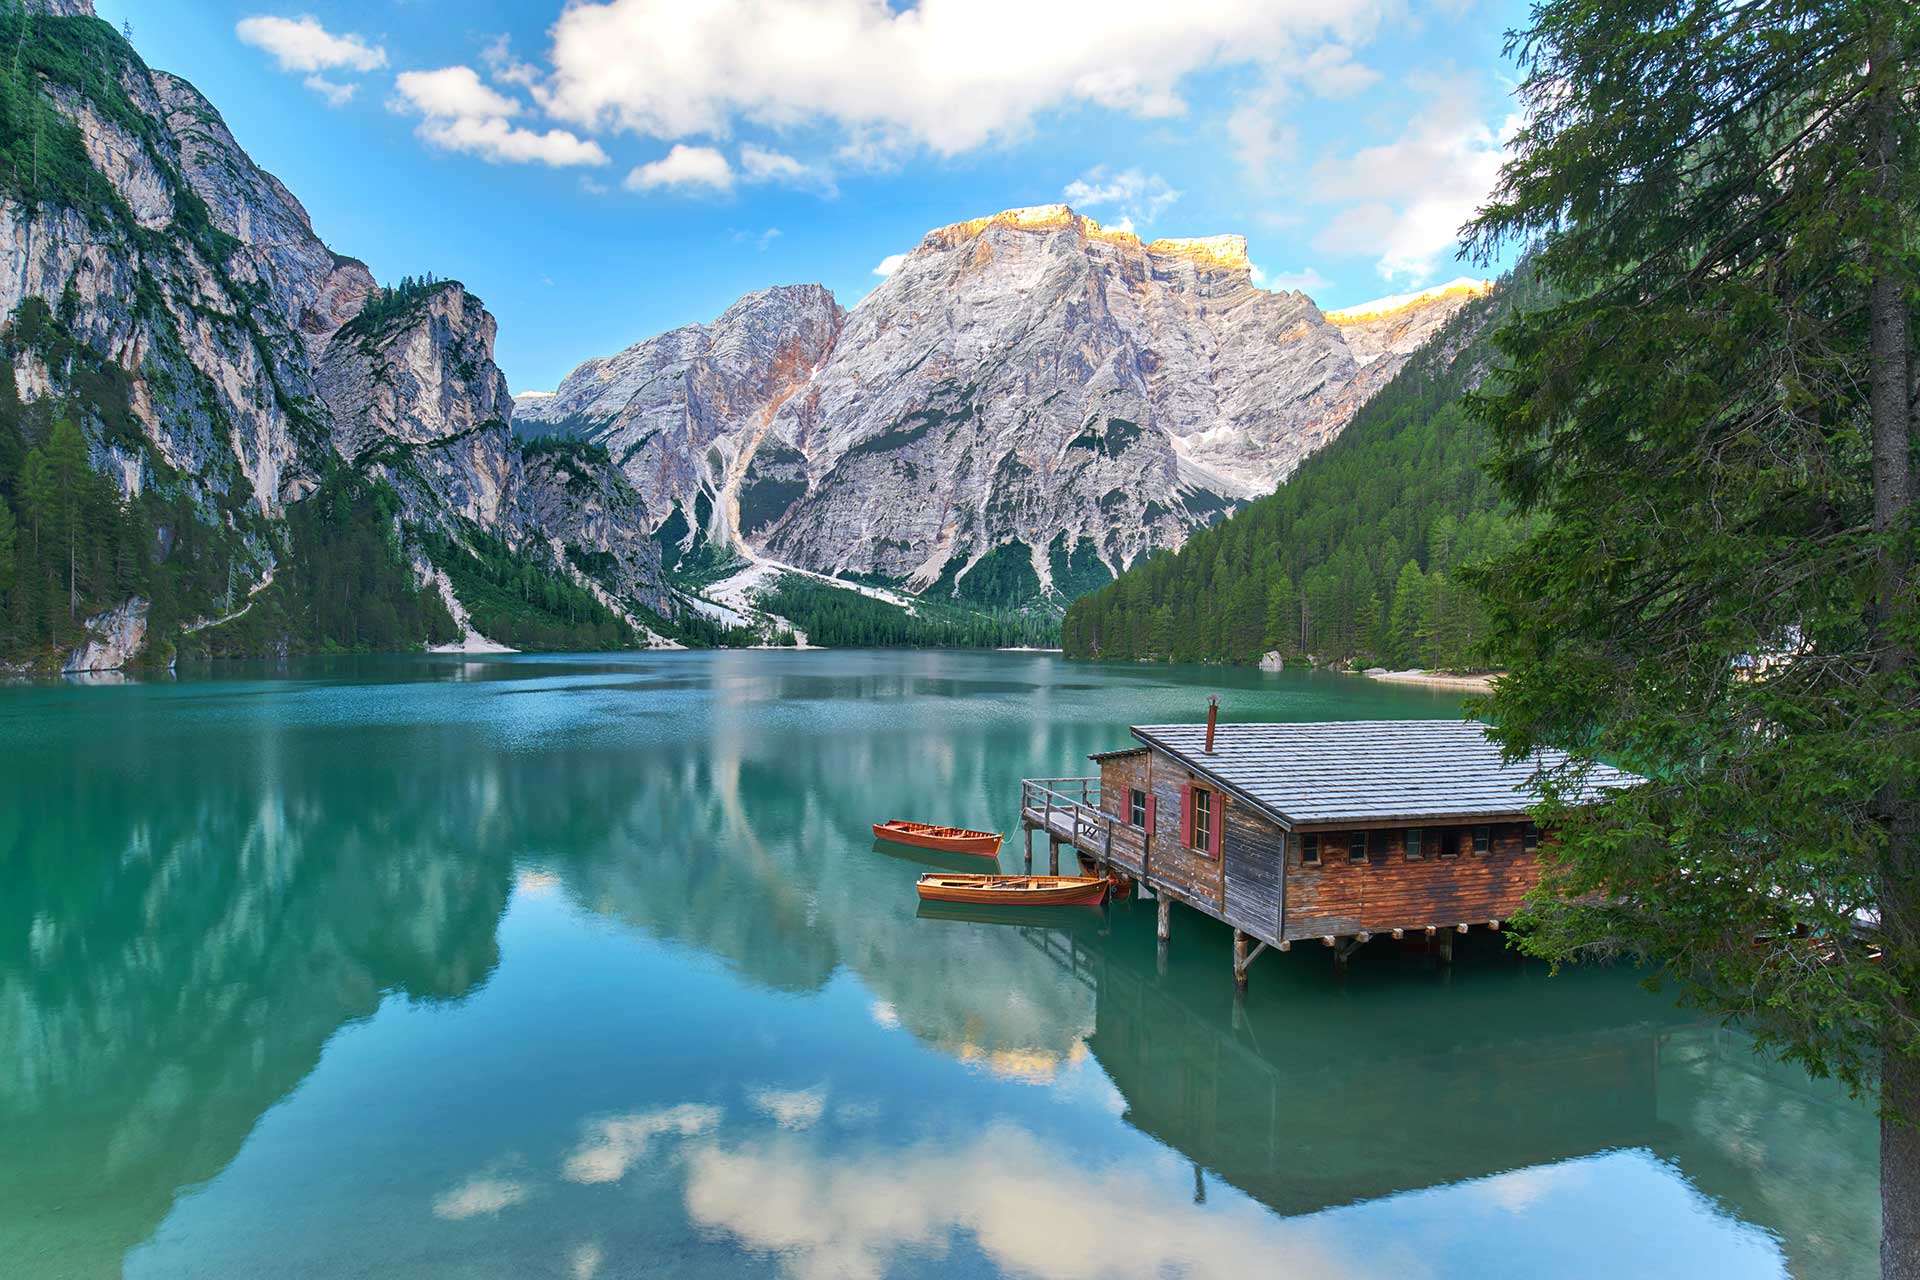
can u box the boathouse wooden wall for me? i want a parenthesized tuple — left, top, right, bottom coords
(1221, 806, 1285, 942)
(1281, 824, 1539, 940)
(1097, 750, 1224, 911)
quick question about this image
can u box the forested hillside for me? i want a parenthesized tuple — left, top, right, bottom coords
(1062, 268, 1542, 669)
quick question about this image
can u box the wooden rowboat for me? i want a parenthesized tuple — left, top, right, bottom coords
(915, 873, 1109, 907)
(873, 820, 1003, 857)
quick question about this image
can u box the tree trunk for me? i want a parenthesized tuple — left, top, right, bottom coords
(1866, 20, 1918, 1280)
(1889, 1048, 1920, 1280)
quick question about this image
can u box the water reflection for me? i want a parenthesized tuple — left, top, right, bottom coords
(0, 653, 1879, 1278)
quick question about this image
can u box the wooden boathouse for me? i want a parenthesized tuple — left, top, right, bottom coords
(1019, 709, 1639, 985)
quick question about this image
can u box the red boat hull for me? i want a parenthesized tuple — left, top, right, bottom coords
(874, 821, 1003, 857)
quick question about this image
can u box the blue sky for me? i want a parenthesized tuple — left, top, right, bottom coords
(97, 1, 1530, 393)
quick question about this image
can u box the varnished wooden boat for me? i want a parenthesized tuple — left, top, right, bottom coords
(915, 873, 1109, 907)
(873, 820, 1003, 857)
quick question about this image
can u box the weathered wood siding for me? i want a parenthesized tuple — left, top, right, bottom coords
(1221, 804, 1285, 943)
(1144, 750, 1225, 909)
(1282, 823, 1538, 941)
(1099, 754, 1149, 825)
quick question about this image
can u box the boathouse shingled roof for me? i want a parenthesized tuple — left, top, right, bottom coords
(1129, 720, 1641, 827)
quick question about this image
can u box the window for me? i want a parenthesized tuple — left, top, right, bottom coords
(1524, 823, 1541, 852)
(1405, 828, 1424, 861)
(1130, 788, 1147, 828)
(1192, 788, 1214, 854)
(1439, 828, 1460, 859)
(1473, 825, 1492, 855)
(1300, 833, 1321, 866)
(1350, 830, 1371, 864)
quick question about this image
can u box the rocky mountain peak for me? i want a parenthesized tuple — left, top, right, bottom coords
(911, 204, 1251, 275)
(1325, 277, 1494, 367)
(527, 209, 1489, 607)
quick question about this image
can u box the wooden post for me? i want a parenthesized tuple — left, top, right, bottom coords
(1157, 895, 1172, 941)
(1023, 824, 1034, 872)
(1438, 933, 1454, 966)
(1049, 838, 1060, 875)
(1233, 930, 1251, 990)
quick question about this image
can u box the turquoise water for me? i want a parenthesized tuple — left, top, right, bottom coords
(0, 651, 1879, 1278)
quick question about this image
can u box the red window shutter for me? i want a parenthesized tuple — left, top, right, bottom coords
(1145, 794, 1157, 835)
(1180, 784, 1195, 847)
(1209, 795, 1225, 857)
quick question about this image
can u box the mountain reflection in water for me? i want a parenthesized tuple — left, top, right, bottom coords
(0, 652, 1879, 1279)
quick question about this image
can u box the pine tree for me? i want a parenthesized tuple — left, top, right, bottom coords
(18, 445, 49, 559)
(0, 493, 15, 599)
(1263, 574, 1297, 657)
(45, 416, 89, 617)
(1386, 559, 1426, 668)
(1464, 3, 1919, 1272)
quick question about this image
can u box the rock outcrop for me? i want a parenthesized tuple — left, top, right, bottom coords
(0, 10, 677, 665)
(63, 598, 150, 673)
(317, 284, 519, 530)
(515, 284, 843, 552)
(528, 205, 1483, 598)
(520, 444, 673, 619)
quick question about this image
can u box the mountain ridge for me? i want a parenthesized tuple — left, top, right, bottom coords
(520, 203, 1485, 607)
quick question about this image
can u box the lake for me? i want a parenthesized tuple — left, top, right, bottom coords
(0, 650, 1880, 1278)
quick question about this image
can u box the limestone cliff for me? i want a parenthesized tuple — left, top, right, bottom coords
(526, 205, 1483, 600)
(317, 283, 519, 530)
(515, 284, 843, 555)
(0, 9, 673, 667)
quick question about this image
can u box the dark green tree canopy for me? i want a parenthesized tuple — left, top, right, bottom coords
(1463, 1, 1918, 1272)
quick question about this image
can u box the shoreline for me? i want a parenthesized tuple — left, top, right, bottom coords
(1364, 669, 1501, 693)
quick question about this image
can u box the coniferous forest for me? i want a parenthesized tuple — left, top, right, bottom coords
(1061, 269, 1543, 670)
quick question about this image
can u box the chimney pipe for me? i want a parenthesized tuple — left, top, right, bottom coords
(1205, 696, 1219, 754)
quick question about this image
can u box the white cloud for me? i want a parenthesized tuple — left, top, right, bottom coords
(1061, 166, 1179, 231)
(871, 253, 909, 278)
(1309, 74, 1516, 283)
(680, 1124, 1357, 1280)
(395, 66, 522, 120)
(481, 34, 544, 91)
(564, 1104, 723, 1185)
(302, 75, 355, 108)
(1226, 45, 1374, 183)
(749, 1086, 828, 1131)
(418, 116, 612, 167)
(732, 226, 783, 251)
(236, 14, 387, 74)
(1254, 265, 1330, 293)
(536, 0, 1396, 156)
(740, 144, 835, 193)
(238, 15, 385, 106)
(741, 145, 806, 182)
(627, 144, 735, 193)
(1228, 99, 1299, 183)
(1300, 44, 1382, 98)
(431, 1176, 529, 1220)
(393, 67, 610, 169)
